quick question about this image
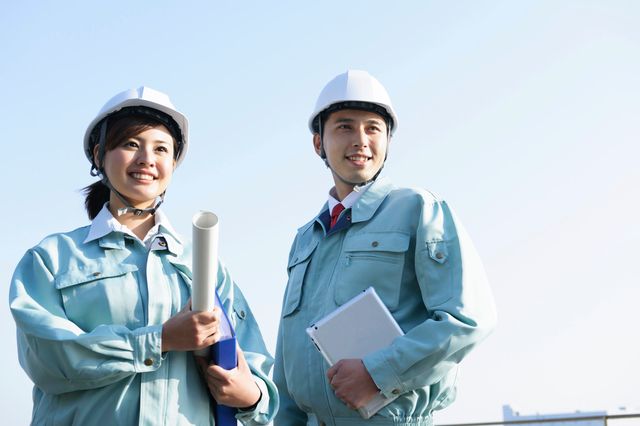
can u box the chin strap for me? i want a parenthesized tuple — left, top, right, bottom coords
(106, 179, 164, 217)
(115, 196, 164, 217)
(329, 163, 384, 191)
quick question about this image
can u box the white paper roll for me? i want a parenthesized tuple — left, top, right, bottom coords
(192, 211, 219, 356)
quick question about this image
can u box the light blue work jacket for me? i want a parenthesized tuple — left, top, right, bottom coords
(9, 217, 278, 425)
(274, 177, 497, 426)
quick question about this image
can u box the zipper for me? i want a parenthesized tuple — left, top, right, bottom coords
(345, 253, 399, 265)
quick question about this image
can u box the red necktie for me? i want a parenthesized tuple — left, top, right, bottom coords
(330, 203, 345, 229)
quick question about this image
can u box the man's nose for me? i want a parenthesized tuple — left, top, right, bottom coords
(352, 127, 369, 147)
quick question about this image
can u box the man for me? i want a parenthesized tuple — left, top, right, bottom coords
(274, 70, 497, 425)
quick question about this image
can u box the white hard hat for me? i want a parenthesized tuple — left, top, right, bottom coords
(84, 86, 189, 168)
(308, 70, 398, 135)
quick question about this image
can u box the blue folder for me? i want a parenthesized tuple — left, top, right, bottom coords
(210, 293, 238, 425)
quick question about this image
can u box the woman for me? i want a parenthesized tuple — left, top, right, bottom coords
(9, 87, 277, 425)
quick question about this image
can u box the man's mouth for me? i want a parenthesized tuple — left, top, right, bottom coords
(346, 155, 371, 162)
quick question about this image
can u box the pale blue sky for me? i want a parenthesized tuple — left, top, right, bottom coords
(2, 2, 639, 424)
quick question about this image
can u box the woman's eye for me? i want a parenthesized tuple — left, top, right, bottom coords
(156, 145, 170, 153)
(122, 140, 138, 148)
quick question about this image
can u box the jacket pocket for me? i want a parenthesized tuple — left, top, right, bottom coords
(55, 263, 141, 330)
(334, 232, 409, 310)
(282, 241, 318, 317)
(419, 239, 453, 306)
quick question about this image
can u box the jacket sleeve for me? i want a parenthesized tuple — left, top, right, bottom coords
(226, 277, 279, 425)
(363, 198, 497, 399)
(273, 238, 308, 426)
(9, 248, 163, 395)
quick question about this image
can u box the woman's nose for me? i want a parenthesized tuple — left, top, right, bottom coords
(136, 148, 155, 166)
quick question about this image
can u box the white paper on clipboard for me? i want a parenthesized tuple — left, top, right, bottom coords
(306, 287, 404, 419)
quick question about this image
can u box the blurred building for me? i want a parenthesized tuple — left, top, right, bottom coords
(503, 405, 606, 426)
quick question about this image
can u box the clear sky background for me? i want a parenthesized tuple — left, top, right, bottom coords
(1, 1, 639, 425)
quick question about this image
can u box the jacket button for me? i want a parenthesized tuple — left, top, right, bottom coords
(392, 388, 400, 395)
(371, 241, 379, 247)
(91, 272, 101, 277)
(238, 310, 246, 319)
(158, 240, 167, 247)
(435, 252, 444, 260)
(144, 358, 153, 366)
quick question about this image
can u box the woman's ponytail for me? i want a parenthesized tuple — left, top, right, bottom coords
(82, 181, 110, 220)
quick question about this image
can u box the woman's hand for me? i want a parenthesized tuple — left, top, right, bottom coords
(161, 299, 222, 352)
(196, 348, 262, 409)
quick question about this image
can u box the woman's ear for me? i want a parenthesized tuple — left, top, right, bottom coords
(92, 144, 101, 168)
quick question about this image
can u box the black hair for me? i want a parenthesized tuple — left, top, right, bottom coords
(82, 181, 111, 220)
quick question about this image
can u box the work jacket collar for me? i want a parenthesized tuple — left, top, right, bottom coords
(350, 176, 394, 223)
(308, 176, 394, 234)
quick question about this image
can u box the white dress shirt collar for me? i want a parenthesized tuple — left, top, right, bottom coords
(327, 181, 374, 213)
(84, 204, 181, 249)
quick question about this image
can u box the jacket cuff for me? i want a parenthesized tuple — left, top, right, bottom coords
(235, 377, 269, 421)
(133, 325, 163, 372)
(363, 350, 404, 399)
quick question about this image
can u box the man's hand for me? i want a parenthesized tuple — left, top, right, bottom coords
(196, 348, 262, 409)
(327, 359, 379, 409)
(161, 299, 222, 352)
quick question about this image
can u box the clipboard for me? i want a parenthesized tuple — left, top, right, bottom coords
(210, 292, 238, 425)
(306, 287, 404, 419)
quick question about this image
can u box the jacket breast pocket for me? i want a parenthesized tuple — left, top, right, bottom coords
(334, 232, 410, 311)
(55, 263, 142, 331)
(282, 242, 318, 318)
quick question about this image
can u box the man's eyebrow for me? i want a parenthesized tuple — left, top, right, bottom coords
(333, 117, 354, 123)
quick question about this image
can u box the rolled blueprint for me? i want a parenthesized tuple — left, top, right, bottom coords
(192, 211, 219, 356)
